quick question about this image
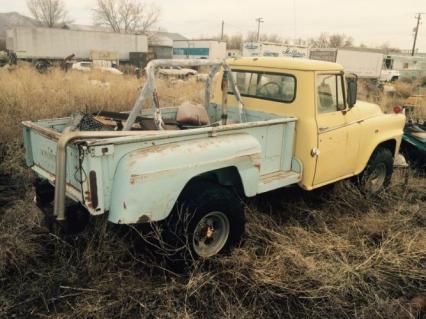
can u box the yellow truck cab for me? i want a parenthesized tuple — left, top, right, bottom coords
(216, 57, 406, 192)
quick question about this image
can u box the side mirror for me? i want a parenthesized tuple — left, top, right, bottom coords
(346, 75, 358, 108)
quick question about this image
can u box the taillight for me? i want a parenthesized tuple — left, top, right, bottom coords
(393, 105, 402, 114)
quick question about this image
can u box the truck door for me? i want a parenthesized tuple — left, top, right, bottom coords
(313, 73, 359, 186)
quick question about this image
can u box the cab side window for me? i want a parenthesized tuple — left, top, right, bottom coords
(316, 74, 345, 113)
(230, 70, 296, 103)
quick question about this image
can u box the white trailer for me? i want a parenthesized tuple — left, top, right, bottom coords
(242, 42, 309, 58)
(6, 26, 148, 62)
(309, 48, 384, 79)
(382, 54, 426, 79)
(172, 40, 226, 60)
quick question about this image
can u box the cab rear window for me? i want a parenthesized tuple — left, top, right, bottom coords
(228, 70, 296, 103)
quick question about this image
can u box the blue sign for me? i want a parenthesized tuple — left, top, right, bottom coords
(173, 48, 210, 56)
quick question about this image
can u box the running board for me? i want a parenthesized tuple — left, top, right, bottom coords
(257, 170, 301, 193)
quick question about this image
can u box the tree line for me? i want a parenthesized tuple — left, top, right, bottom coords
(221, 32, 400, 52)
(221, 32, 354, 49)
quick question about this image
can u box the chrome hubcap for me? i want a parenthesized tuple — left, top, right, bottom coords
(192, 211, 230, 258)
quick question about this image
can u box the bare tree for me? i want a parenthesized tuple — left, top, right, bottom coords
(245, 31, 259, 42)
(378, 42, 401, 54)
(328, 33, 353, 48)
(93, 0, 160, 33)
(265, 34, 283, 43)
(308, 33, 353, 48)
(293, 38, 306, 46)
(244, 32, 285, 44)
(308, 33, 330, 48)
(27, 0, 69, 28)
(220, 33, 243, 50)
(228, 34, 243, 50)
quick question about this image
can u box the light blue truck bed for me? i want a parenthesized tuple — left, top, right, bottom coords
(23, 105, 300, 224)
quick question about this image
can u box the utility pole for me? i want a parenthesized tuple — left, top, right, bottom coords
(221, 20, 224, 40)
(411, 13, 425, 56)
(256, 17, 264, 42)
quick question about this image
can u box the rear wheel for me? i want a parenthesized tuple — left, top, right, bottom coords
(163, 180, 245, 263)
(192, 210, 230, 257)
(359, 147, 393, 195)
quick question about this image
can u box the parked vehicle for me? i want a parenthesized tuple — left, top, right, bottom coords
(399, 95, 426, 169)
(383, 54, 426, 80)
(71, 61, 123, 75)
(379, 69, 400, 82)
(158, 66, 197, 79)
(23, 57, 405, 260)
(6, 26, 148, 69)
(309, 48, 385, 80)
(400, 122, 426, 169)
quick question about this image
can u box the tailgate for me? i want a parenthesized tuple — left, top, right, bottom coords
(22, 120, 83, 201)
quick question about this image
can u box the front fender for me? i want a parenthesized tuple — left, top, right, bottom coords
(108, 133, 261, 224)
(355, 114, 405, 174)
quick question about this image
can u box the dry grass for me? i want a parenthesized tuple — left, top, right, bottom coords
(359, 78, 426, 119)
(0, 66, 425, 318)
(0, 66, 204, 141)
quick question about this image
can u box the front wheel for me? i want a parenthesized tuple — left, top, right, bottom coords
(358, 147, 393, 195)
(163, 181, 245, 262)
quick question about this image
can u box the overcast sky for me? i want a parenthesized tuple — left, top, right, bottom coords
(1, 0, 425, 51)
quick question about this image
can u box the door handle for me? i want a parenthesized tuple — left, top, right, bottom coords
(319, 126, 329, 132)
(311, 148, 320, 157)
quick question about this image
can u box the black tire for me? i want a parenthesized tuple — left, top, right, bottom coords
(34, 178, 54, 206)
(162, 180, 245, 263)
(359, 147, 394, 194)
(35, 60, 49, 73)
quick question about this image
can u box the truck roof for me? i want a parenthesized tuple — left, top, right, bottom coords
(226, 57, 344, 72)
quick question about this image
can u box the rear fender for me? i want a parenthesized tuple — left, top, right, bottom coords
(108, 134, 261, 224)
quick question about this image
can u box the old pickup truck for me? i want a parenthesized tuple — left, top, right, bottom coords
(23, 58, 405, 259)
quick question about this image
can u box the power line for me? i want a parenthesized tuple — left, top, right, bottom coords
(221, 20, 224, 40)
(411, 12, 425, 56)
(256, 17, 264, 42)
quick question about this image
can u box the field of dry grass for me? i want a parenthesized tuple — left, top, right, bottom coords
(0, 66, 425, 319)
(358, 77, 426, 120)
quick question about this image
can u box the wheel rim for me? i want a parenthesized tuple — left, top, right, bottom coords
(365, 163, 387, 193)
(192, 211, 230, 258)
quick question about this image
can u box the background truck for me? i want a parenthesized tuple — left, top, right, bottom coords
(382, 54, 426, 80)
(242, 42, 309, 58)
(309, 48, 384, 79)
(23, 57, 405, 261)
(6, 26, 148, 69)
